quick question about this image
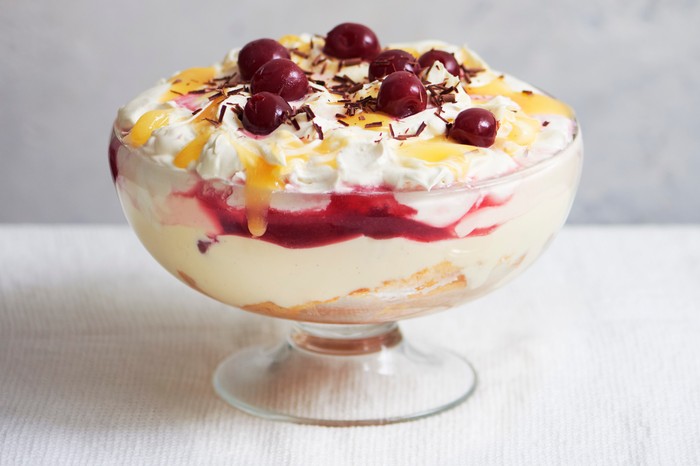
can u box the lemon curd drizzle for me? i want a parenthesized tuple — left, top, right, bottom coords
(466, 76, 573, 118)
(398, 137, 476, 163)
(343, 112, 392, 131)
(161, 67, 216, 102)
(235, 142, 282, 237)
(127, 109, 172, 146)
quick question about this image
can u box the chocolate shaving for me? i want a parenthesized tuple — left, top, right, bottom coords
(364, 121, 383, 128)
(337, 119, 349, 127)
(290, 117, 301, 131)
(290, 48, 309, 59)
(191, 108, 202, 116)
(542, 120, 550, 127)
(391, 121, 427, 140)
(213, 74, 235, 82)
(332, 74, 356, 84)
(328, 74, 362, 95)
(434, 111, 449, 124)
(341, 58, 362, 68)
(312, 55, 327, 66)
(522, 90, 534, 95)
(217, 105, 227, 123)
(170, 90, 184, 96)
(313, 123, 324, 140)
(300, 105, 315, 119)
(230, 104, 243, 119)
(335, 113, 347, 119)
(347, 83, 363, 94)
(460, 66, 485, 84)
(425, 83, 459, 107)
(204, 118, 221, 127)
(462, 67, 484, 76)
(226, 85, 246, 95)
(346, 95, 378, 113)
(389, 124, 396, 139)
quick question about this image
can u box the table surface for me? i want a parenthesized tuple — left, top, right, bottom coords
(1, 225, 699, 466)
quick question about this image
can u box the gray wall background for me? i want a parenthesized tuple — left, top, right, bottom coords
(1, 0, 698, 223)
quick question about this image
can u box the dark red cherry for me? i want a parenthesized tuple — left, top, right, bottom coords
(418, 50, 461, 77)
(242, 92, 292, 135)
(368, 50, 419, 81)
(450, 108, 498, 147)
(376, 71, 428, 118)
(238, 38, 291, 80)
(250, 58, 309, 101)
(323, 23, 381, 60)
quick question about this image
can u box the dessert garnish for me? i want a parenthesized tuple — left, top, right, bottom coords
(322, 22, 381, 60)
(418, 50, 461, 77)
(242, 92, 292, 135)
(449, 108, 498, 147)
(368, 49, 420, 81)
(250, 58, 309, 100)
(115, 22, 575, 239)
(238, 38, 291, 80)
(376, 71, 428, 118)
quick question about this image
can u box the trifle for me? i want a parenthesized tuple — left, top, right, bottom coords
(111, 23, 582, 425)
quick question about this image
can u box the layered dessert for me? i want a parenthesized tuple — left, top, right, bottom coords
(111, 23, 582, 323)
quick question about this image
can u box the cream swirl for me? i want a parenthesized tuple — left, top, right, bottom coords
(115, 35, 576, 194)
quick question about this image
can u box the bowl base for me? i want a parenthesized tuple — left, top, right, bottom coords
(213, 322, 476, 426)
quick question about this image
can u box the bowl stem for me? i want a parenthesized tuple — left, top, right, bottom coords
(213, 321, 476, 426)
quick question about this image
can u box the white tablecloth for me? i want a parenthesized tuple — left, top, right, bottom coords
(1, 225, 699, 465)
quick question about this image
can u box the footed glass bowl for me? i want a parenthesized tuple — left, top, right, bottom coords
(110, 123, 582, 425)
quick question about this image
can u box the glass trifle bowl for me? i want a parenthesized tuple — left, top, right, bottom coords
(110, 25, 582, 425)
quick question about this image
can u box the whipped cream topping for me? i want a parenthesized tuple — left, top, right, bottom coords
(115, 36, 576, 193)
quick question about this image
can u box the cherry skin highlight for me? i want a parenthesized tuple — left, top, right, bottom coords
(368, 49, 419, 81)
(238, 38, 291, 81)
(418, 50, 461, 77)
(242, 92, 293, 135)
(376, 71, 428, 118)
(250, 58, 309, 101)
(450, 108, 498, 147)
(323, 23, 381, 60)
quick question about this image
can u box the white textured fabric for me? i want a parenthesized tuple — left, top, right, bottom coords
(1, 225, 699, 465)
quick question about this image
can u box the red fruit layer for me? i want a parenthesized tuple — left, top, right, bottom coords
(188, 182, 504, 249)
(108, 135, 121, 181)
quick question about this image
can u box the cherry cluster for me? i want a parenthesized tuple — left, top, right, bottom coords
(236, 23, 497, 147)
